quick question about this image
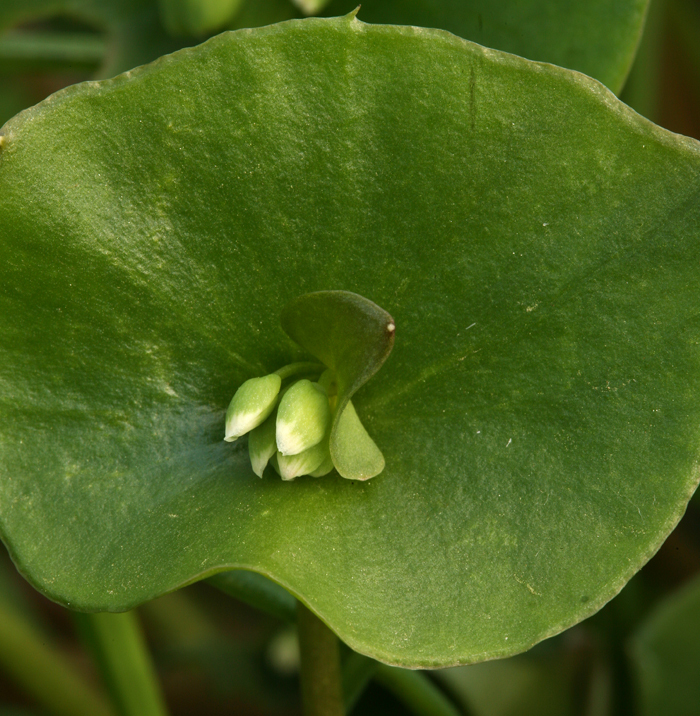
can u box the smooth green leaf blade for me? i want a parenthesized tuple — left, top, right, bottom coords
(280, 291, 394, 478)
(1, 16, 700, 667)
(320, 0, 649, 92)
(628, 575, 700, 716)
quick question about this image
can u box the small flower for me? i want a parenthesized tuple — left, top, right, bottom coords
(275, 379, 331, 456)
(224, 374, 281, 442)
(277, 434, 330, 480)
(248, 411, 278, 477)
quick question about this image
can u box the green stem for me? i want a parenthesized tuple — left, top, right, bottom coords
(375, 665, 462, 716)
(0, 598, 114, 716)
(207, 570, 297, 623)
(297, 602, 345, 716)
(274, 361, 325, 381)
(619, 0, 666, 122)
(73, 611, 169, 716)
(342, 651, 379, 713)
(669, 0, 700, 81)
(0, 32, 105, 72)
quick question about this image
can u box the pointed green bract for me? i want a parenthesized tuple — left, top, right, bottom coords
(1, 16, 700, 667)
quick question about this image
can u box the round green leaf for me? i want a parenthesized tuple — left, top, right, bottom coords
(1, 16, 700, 667)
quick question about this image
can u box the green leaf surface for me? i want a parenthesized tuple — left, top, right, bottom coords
(280, 291, 394, 478)
(1, 16, 700, 667)
(628, 575, 700, 716)
(319, 0, 649, 92)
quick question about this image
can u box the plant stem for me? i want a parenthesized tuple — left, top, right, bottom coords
(375, 665, 462, 716)
(73, 610, 168, 716)
(342, 651, 379, 712)
(274, 361, 325, 381)
(0, 32, 105, 72)
(297, 602, 345, 716)
(0, 597, 114, 716)
(207, 569, 297, 622)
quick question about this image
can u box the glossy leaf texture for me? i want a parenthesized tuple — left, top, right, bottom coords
(281, 291, 394, 478)
(2, 15, 700, 667)
(319, 0, 648, 92)
(628, 575, 700, 716)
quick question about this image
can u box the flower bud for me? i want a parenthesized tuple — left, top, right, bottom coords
(224, 374, 281, 442)
(309, 452, 334, 478)
(248, 411, 278, 477)
(276, 379, 331, 456)
(277, 437, 330, 480)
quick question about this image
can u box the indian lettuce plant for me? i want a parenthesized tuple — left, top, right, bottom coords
(1, 0, 700, 714)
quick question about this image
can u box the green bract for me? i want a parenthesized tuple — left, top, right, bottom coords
(1, 15, 700, 668)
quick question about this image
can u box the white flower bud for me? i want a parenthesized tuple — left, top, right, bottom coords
(248, 411, 278, 477)
(224, 374, 281, 442)
(308, 452, 334, 477)
(277, 437, 329, 480)
(275, 379, 331, 456)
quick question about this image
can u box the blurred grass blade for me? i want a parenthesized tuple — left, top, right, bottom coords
(74, 611, 169, 716)
(628, 574, 700, 716)
(342, 651, 379, 712)
(375, 665, 462, 716)
(0, 598, 114, 716)
(0, 32, 105, 73)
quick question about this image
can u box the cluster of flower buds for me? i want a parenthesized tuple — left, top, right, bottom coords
(224, 363, 338, 480)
